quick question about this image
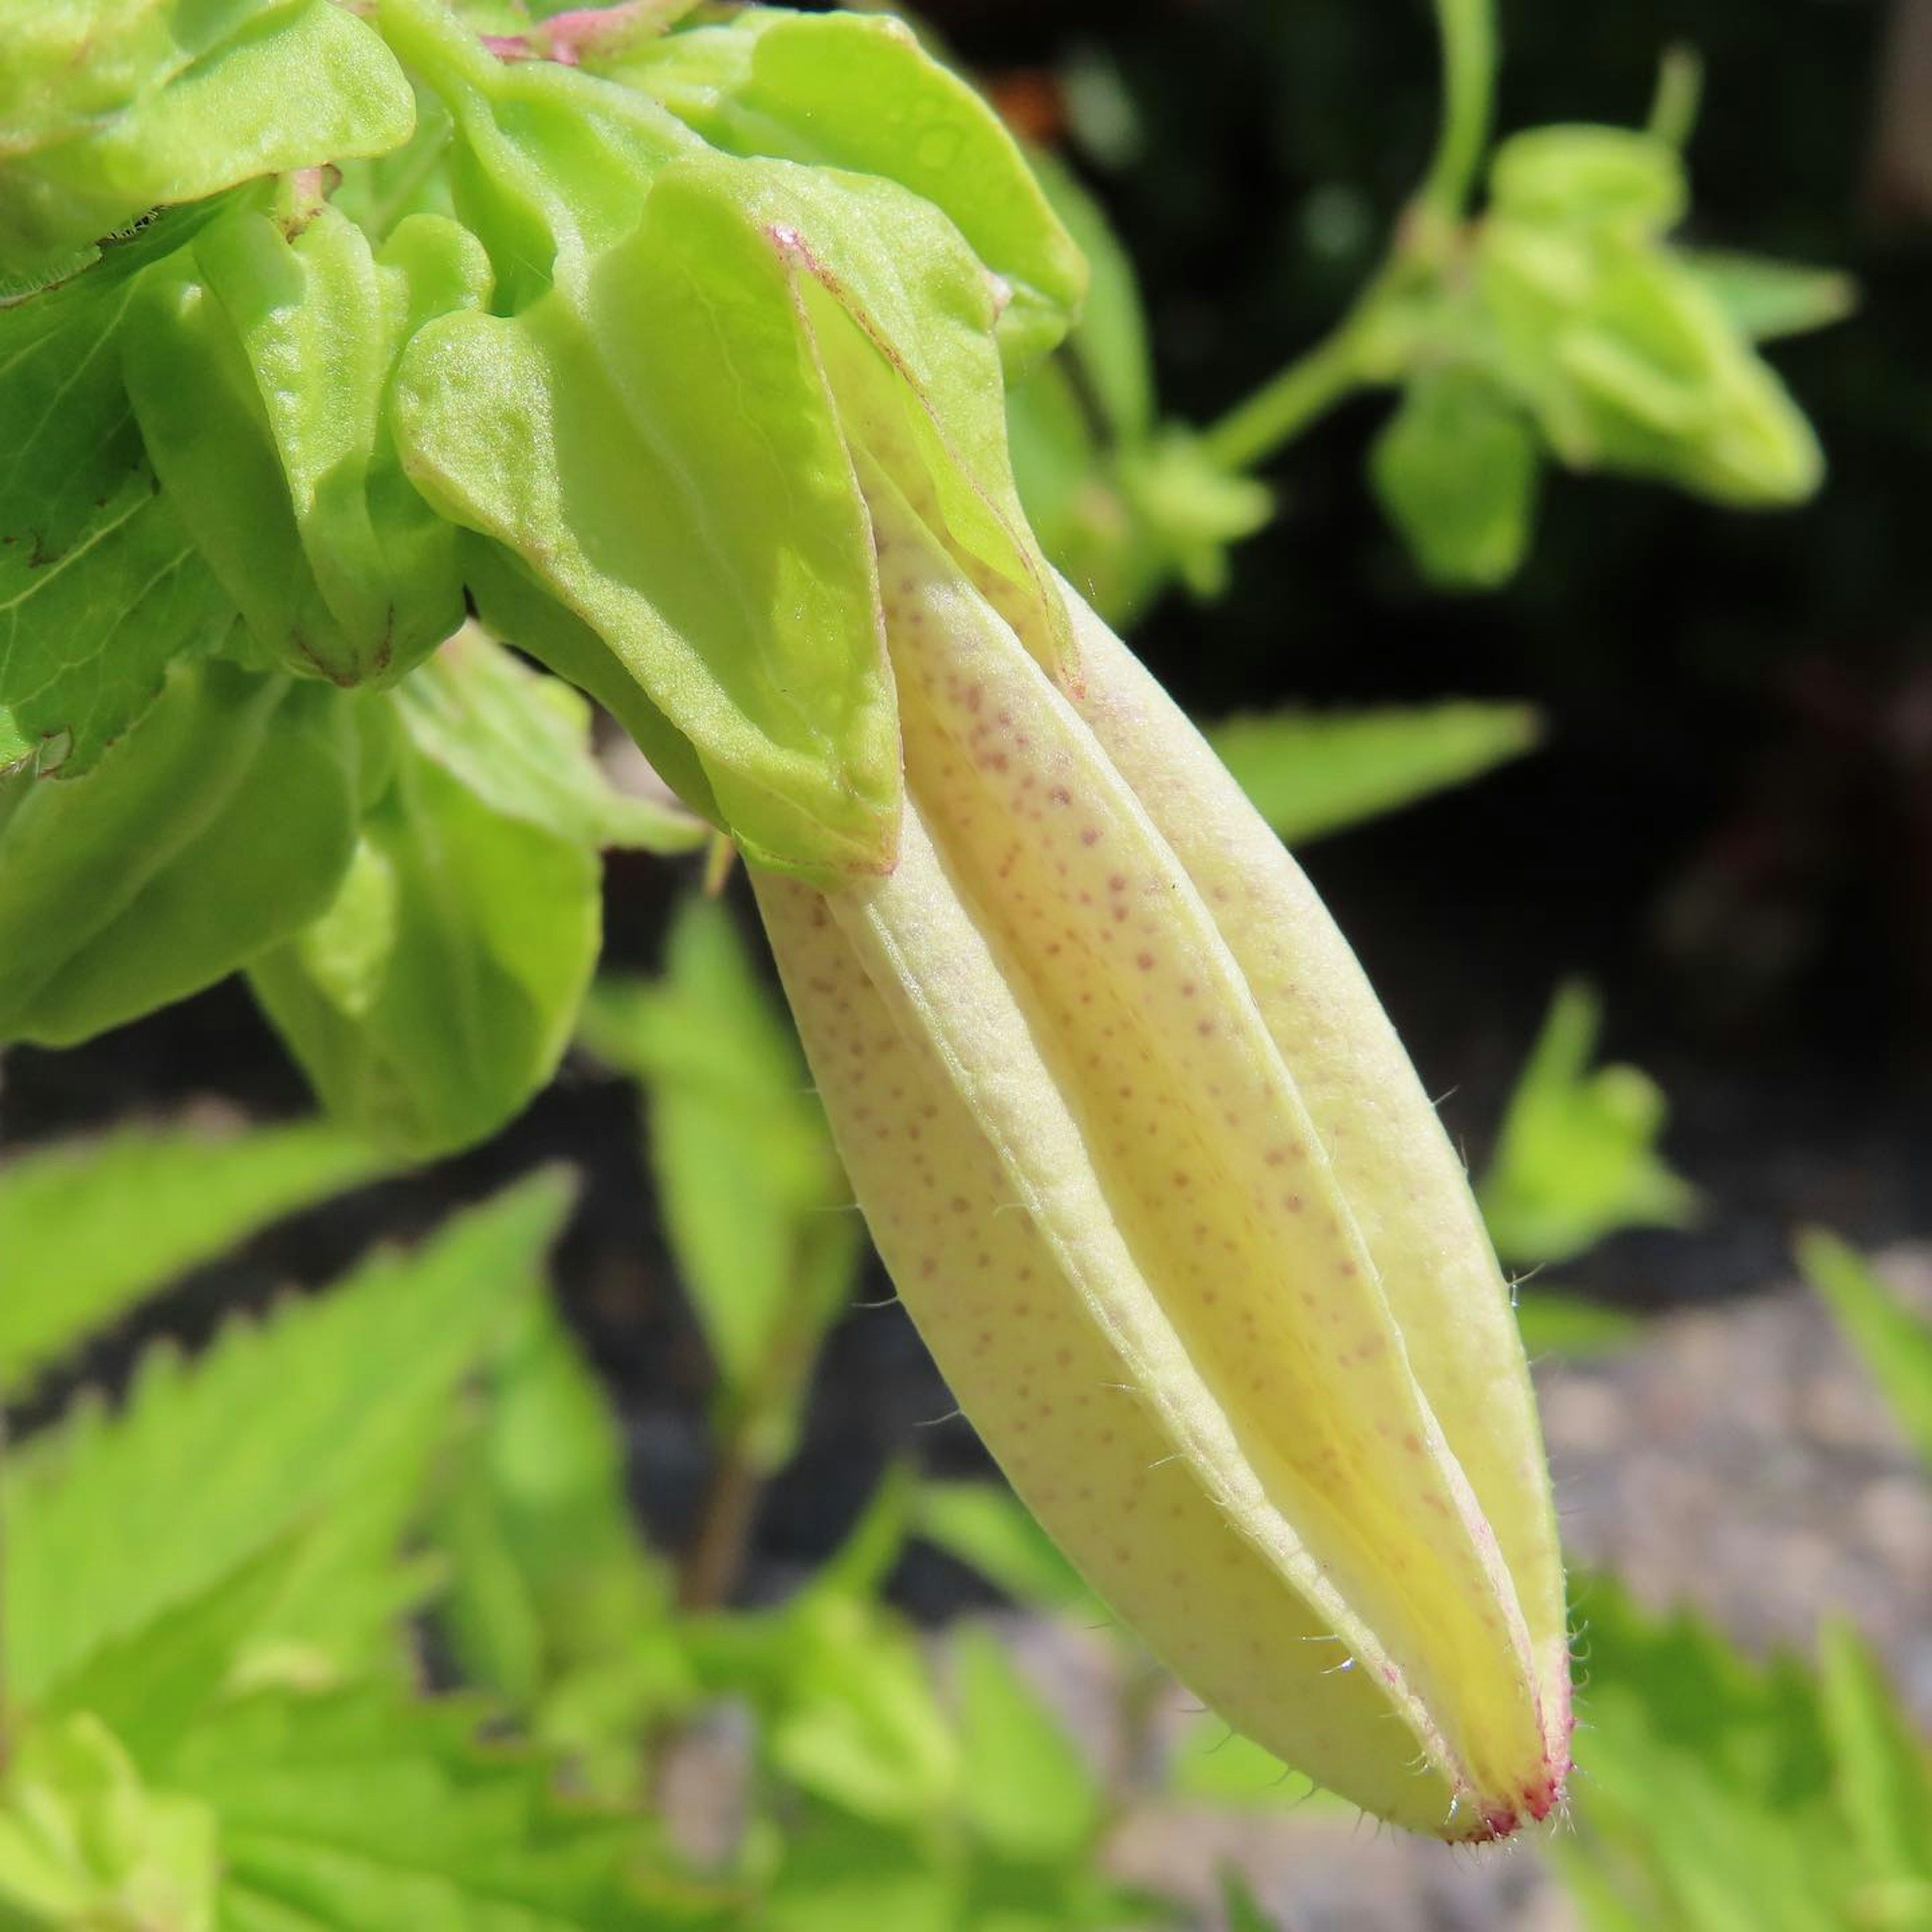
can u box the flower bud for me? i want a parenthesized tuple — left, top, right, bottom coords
(752, 468, 1571, 1841)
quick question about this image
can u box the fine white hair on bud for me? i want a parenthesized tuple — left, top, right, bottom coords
(752, 460, 1571, 1843)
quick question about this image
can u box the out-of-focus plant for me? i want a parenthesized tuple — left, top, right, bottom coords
(1010, 4, 1849, 614)
(1479, 980, 1698, 1271)
(1554, 1234, 1932, 1932)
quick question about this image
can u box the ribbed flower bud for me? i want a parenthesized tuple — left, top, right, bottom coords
(752, 464, 1571, 1841)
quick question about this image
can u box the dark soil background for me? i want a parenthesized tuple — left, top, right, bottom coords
(5, 0, 1929, 1614)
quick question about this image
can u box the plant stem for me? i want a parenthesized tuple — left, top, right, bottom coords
(1198, 321, 1370, 474)
(1418, 0, 1498, 224)
(678, 1433, 764, 1612)
(1200, 0, 1500, 476)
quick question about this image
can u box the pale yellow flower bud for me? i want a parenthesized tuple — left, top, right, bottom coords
(751, 467, 1570, 1841)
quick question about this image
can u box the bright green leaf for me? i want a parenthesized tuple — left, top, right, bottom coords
(0, 1714, 217, 1932)
(168, 1685, 688, 1932)
(1203, 700, 1541, 845)
(1797, 1229, 1932, 1469)
(0, 1113, 395, 1396)
(396, 624, 704, 855)
(1554, 1576, 1856, 1932)
(249, 687, 605, 1157)
(1371, 372, 1542, 589)
(1479, 981, 1697, 1267)
(1165, 1718, 1323, 1810)
(0, 657, 363, 1047)
(4, 1173, 573, 1701)
(580, 896, 859, 1466)
(1818, 1619, 1932, 1900)
(0, 0, 414, 295)
(613, 8, 1086, 372)
(1218, 1869, 1278, 1932)
(910, 1481, 1088, 1613)
(124, 204, 491, 686)
(1512, 1291, 1643, 1360)
(952, 1628, 1100, 1863)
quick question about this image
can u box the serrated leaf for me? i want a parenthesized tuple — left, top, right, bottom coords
(435, 1298, 692, 1791)
(1555, 1576, 1857, 1932)
(1479, 981, 1698, 1267)
(910, 1481, 1087, 1613)
(395, 625, 704, 856)
(166, 1686, 691, 1932)
(249, 696, 605, 1157)
(1371, 373, 1542, 590)
(579, 897, 859, 1464)
(0, 1713, 217, 1932)
(952, 1629, 1100, 1863)
(0, 1114, 394, 1396)
(4, 1173, 574, 1701)
(0, 657, 364, 1047)
(1202, 700, 1540, 845)
(0, 0, 415, 297)
(1796, 1229, 1932, 1468)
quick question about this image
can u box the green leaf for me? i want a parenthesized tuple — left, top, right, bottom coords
(1203, 700, 1541, 845)
(435, 1298, 695, 1792)
(1679, 251, 1857, 345)
(1796, 1229, 1932, 1469)
(0, 1714, 218, 1932)
(1479, 981, 1697, 1267)
(0, 470, 234, 779)
(0, 657, 364, 1047)
(249, 672, 608, 1157)
(0, 203, 244, 770)
(4, 1173, 574, 1702)
(166, 1686, 688, 1932)
(1370, 373, 1542, 590)
(760, 1810, 959, 1932)
(124, 205, 491, 686)
(1218, 1869, 1278, 1932)
(952, 1629, 1100, 1863)
(765, 1597, 959, 1828)
(1165, 1719, 1323, 1809)
(1817, 1620, 1932, 1901)
(395, 624, 704, 856)
(580, 897, 859, 1466)
(0, 1113, 395, 1396)
(1512, 1291, 1643, 1360)
(1554, 1576, 1856, 1932)
(611, 8, 1086, 372)
(910, 1481, 1088, 1613)
(0, 0, 415, 296)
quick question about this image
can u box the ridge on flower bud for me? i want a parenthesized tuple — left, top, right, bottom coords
(752, 460, 1571, 1842)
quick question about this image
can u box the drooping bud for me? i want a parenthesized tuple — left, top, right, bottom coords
(753, 465, 1571, 1841)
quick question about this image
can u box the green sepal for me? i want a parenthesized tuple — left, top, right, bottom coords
(0, 0, 415, 298)
(374, 0, 691, 305)
(610, 7, 1088, 373)
(1488, 124, 1688, 242)
(1370, 371, 1542, 589)
(0, 656, 363, 1048)
(124, 204, 493, 686)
